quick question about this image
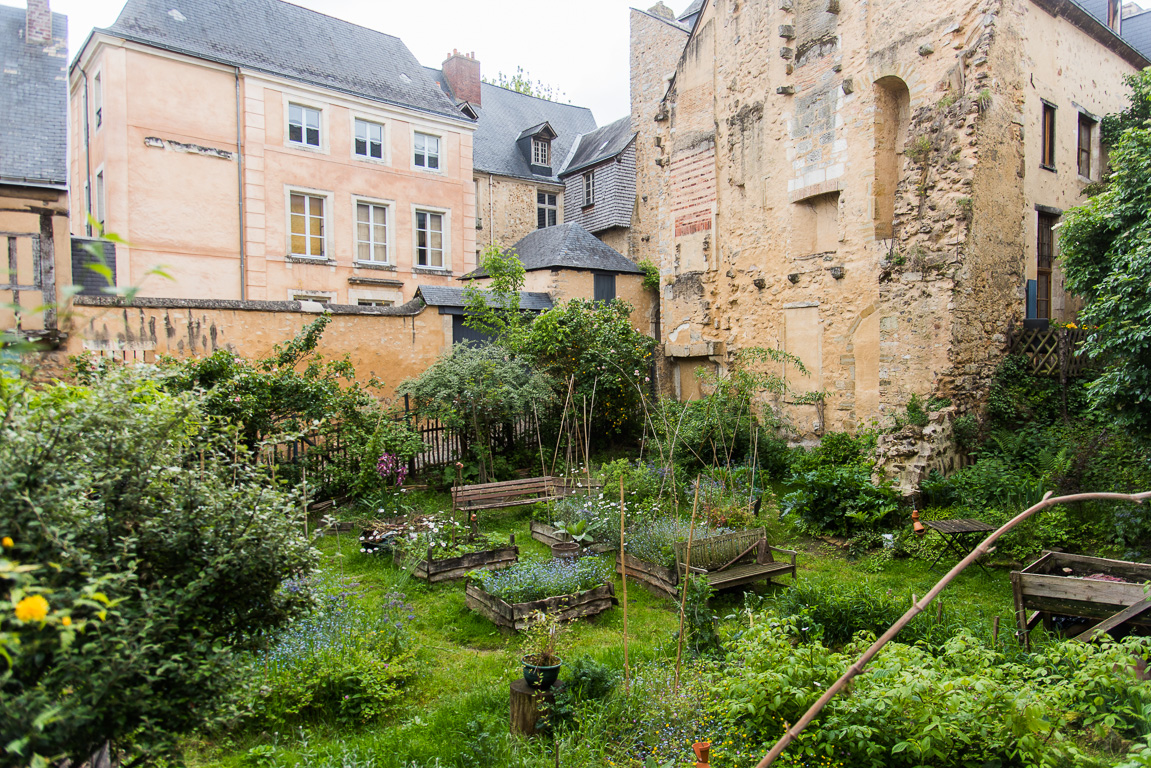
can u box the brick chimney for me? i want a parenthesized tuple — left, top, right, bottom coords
(442, 49, 481, 107)
(25, 0, 52, 46)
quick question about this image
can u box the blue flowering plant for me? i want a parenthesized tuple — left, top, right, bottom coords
(240, 574, 416, 727)
(470, 556, 612, 603)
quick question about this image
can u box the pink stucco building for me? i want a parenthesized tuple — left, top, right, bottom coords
(68, 0, 477, 307)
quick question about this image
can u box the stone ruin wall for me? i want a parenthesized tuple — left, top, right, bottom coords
(631, 0, 1047, 487)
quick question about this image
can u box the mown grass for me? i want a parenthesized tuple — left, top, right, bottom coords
(186, 498, 1020, 767)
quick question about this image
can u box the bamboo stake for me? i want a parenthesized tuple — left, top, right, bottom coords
(620, 475, 630, 696)
(550, 375, 576, 476)
(755, 490, 1151, 768)
(749, 424, 760, 515)
(992, 615, 1001, 645)
(674, 481, 701, 693)
(301, 465, 309, 542)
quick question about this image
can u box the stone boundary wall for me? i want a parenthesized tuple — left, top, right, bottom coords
(49, 295, 451, 399)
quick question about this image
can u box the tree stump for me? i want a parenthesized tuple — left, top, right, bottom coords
(509, 679, 564, 737)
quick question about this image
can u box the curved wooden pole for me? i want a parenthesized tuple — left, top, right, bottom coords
(756, 490, 1151, 768)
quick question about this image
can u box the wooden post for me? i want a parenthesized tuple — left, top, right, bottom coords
(620, 476, 630, 695)
(675, 482, 701, 693)
(992, 615, 1000, 645)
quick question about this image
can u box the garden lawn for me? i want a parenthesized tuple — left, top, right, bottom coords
(185, 500, 1019, 768)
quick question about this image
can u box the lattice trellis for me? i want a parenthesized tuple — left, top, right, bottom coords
(1008, 327, 1090, 377)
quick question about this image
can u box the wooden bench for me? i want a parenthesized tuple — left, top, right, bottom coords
(452, 476, 600, 513)
(673, 527, 797, 591)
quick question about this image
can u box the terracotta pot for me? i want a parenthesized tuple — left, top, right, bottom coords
(693, 741, 711, 763)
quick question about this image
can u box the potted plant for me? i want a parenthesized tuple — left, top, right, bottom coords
(550, 519, 598, 558)
(520, 610, 567, 688)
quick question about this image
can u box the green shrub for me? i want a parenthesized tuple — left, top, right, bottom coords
(599, 458, 669, 503)
(790, 430, 876, 474)
(781, 465, 901, 535)
(767, 581, 965, 648)
(638, 258, 661, 290)
(0, 368, 317, 765)
(705, 612, 1151, 768)
(563, 656, 619, 701)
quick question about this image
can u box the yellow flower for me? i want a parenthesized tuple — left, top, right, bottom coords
(61, 615, 72, 627)
(15, 595, 49, 622)
(1, 536, 12, 548)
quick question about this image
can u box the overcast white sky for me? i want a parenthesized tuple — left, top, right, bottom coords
(39, 0, 689, 125)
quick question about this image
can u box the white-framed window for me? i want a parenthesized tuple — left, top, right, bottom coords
(537, 191, 557, 228)
(95, 168, 106, 229)
(357, 298, 394, 307)
(414, 132, 441, 170)
(290, 290, 335, 305)
(354, 118, 385, 161)
(414, 208, 447, 268)
(532, 137, 550, 166)
(288, 190, 327, 258)
(355, 198, 391, 263)
(288, 102, 321, 148)
(93, 71, 103, 129)
(583, 171, 595, 206)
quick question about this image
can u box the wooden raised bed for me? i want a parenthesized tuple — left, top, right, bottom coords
(394, 535, 518, 584)
(465, 582, 618, 633)
(615, 552, 679, 600)
(529, 521, 611, 554)
(1011, 551, 1151, 647)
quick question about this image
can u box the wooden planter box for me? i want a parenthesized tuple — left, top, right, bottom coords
(615, 552, 679, 600)
(394, 542, 518, 584)
(529, 521, 611, 554)
(465, 582, 618, 632)
(1011, 551, 1151, 645)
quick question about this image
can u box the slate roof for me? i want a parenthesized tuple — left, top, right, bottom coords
(426, 67, 597, 183)
(95, 0, 465, 121)
(416, 284, 553, 311)
(560, 117, 637, 178)
(1120, 8, 1151, 58)
(0, 5, 68, 187)
(465, 223, 643, 278)
(1033, 0, 1151, 61)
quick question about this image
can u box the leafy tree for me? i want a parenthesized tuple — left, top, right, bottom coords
(1101, 68, 1151, 145)
(483, 66, 567, 102)
(0, 368, 317, 765)
(462, 244, 529, 344)
(397, 343, 555, 481)
(1060, 78, 1151, 438)
(517, 298, 656, 437)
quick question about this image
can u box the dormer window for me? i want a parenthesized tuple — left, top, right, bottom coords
(532, 138, 550, 167)
(519, 122, 558, 172)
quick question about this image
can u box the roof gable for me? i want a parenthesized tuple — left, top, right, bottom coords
(560, 116, 637, 177)
(416, 284, 553, 311)
(465, 223, 643, 277)
(100, 0, 465, 121)
(425, 69, 597, 183)
(0, 5, 67, 187)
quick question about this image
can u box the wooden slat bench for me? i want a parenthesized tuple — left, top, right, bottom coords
(452, 476, 601, 513)
(673, 527, 797, 591)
